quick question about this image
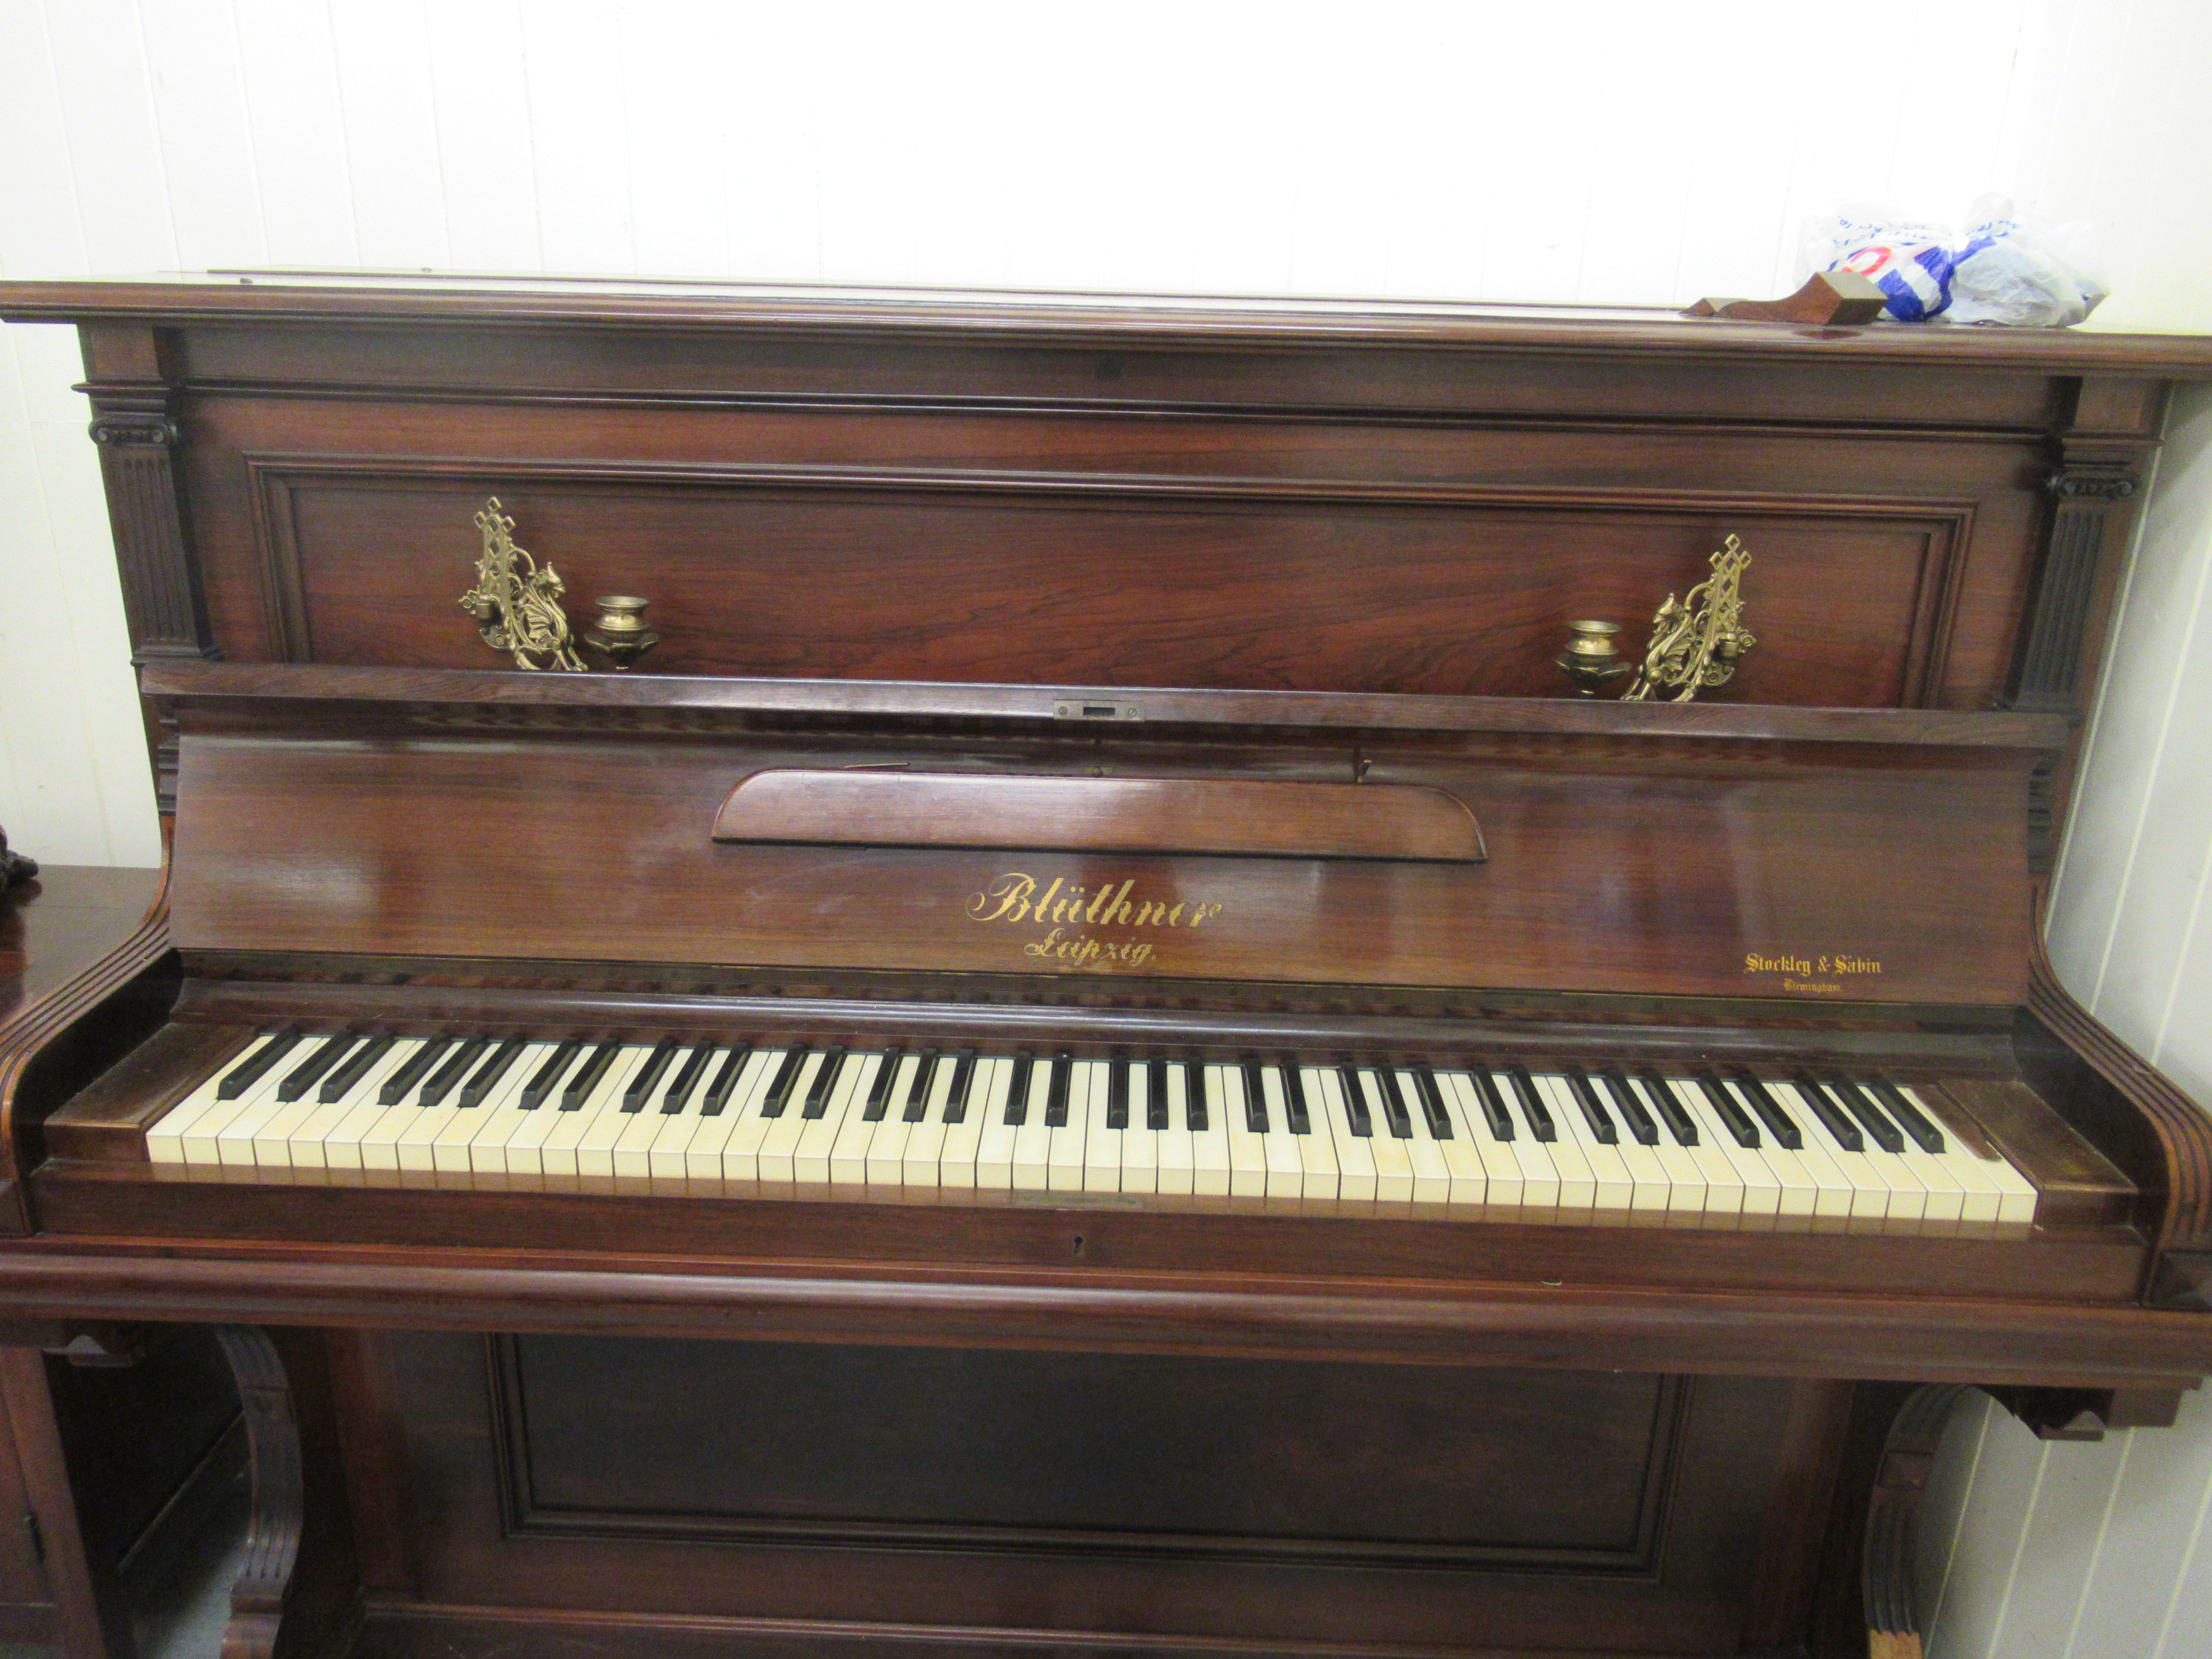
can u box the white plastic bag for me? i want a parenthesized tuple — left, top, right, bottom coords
(1803, 204, 1957, 322)
(1947, 194, 2107, 327)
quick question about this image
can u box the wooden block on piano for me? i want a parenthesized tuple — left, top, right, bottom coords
(1685, 269, 1887, 325)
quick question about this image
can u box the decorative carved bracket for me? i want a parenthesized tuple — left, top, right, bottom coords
(213, 1326, 303, 1659)
(84, 390, 218, 666)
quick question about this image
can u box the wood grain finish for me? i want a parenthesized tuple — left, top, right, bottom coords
(710, 769, 1486, 862)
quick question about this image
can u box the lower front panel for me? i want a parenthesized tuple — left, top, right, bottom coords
(341, 1331, 1845, 1657)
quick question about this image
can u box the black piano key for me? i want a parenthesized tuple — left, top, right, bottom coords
(218, 1030, 302, 1100)
(1337, 1063, 1372, 1136)
(1145, 1057, 1170, 1130)
(658, 1041, 716, 1114)
(760, 1046, 811, 1118)
(1411, 1064, 1453, 1138)
(802, 1046, 847, 1119)
(1866, 1076, 1945, 1154)
(1106, 1054, 1129, 1129)
(1729, 1072, 1802, 1149)
(1693, 1071, 1761, 1147)
(1004, 1053, 1034, 1125)
(700, 1045, 752, 1116)
(1506, 1066, 1555, 1141)
(276, 1033, 357, 1103)
(459, 1037, 526, 1107)
(942, 1051, 977, 1124)
(623, 1038, 683, 1112)
(902, 1050, 940, 1122)
(1044, 1052, 1072, 1127)
(1470, 1069, 1516, 1140)
(319, 1033, 396, 1103)
(560, 1041, 624, 1111)
(1279, 1059, 1311, 1135)
(1563, 1067, 1619, 1144)
(1186, 1063, 1210, 1132)
(1637, 1070, 1700, 1146)
(417, 1036, 489, 1107)
(863, 1048, 905, 1121)
(1824, 1075, 1905, 1154)
(1375, 1068, 1414, 1138)
(1599, 1069, 1659, 1145)
(1241, 1058, 1269, 1133)
(1790, 1074, 1866, 1153)
(519, 1039, 582, 1110)
(379, 1036, 453, 1105)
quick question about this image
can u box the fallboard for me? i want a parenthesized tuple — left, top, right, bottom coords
(155, 664, 2059, 1006)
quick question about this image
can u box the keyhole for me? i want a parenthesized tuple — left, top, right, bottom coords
(1071, 1234, 1086, 1258)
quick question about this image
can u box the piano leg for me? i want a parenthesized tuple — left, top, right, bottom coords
(212, 1327, 300, 1659)
(1860, 1383, 1970, 1659)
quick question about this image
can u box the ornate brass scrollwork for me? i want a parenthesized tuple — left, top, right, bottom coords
(1624, 535, 1755, 702)
(1555, 535, 1757, 703)
(458, 498, 585, 672)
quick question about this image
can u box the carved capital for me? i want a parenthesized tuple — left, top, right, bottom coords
(89, 411, 182, 449)
(2044, 465, 2140, 502)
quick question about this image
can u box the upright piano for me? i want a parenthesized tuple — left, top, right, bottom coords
(3, 274, 2211, 1659)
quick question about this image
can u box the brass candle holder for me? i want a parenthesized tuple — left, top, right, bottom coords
(583, 595, 661, 671)
(1556, 619, 1634, 696)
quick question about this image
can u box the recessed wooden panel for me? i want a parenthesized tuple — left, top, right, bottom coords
(498, 1336, 1677, 1566)
(252, 466, 1965, 705)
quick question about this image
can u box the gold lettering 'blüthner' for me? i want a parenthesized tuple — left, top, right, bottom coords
(966, 872, 1225, 971)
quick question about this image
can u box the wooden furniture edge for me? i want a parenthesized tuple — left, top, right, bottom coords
(8, 278, 2212, 376)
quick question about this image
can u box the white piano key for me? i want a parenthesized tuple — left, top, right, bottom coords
(1909, 1086, 2035, 1223)
(1118, 1063, 1159, 1195)
(442, 1041, 551, 1173)
(790, 1052, 866, 1183)
(1389, 1070, 1452, 1205)
(1424, 1074, 1490, 1206)
(827, 1053, 896, 1184)
(1047, 1061, 1091, 1193)
(317, 1040, 434, 1172)
(1081, 1061, 1122, 1194)
(1478, 1077, 1556, 1212)
(1450, 1073, 1525, 1208)
(717, 1048, 796, 1181)
(1190, 1065, 1232, 1197)
(1316, 1068, 1374, 1202)
(1669, 1082, 1782, 1220)
(1292, 1067, 1339, 1201)
(900, 1054, 961, 1189)
(1757, 1083, 1871, 1219)
(148, 1039, 267, 1165)
(681, 1050, 771, 1179)
(754, 1050, 830, 1182)
(1154, 1065, 1195, 1196)
(972, 1058, 1020, 1190)
(1257, 1067, 1304, 1199)
(551, 1048, 649, 1178)
(1514, 1075, 1596, 1214)
(938, 1055, 994, 1190)
(1008, 1060, 1054, 1192)
(1540, 1075, 1634, 1212)
(1356, 1071, 1415, 1204)
(1774, 1082, 1895, 1221)
(182, 1039, 310, 1166)
(1220, 1065, 1269, 1198)
(644, 1046, 727, 1179)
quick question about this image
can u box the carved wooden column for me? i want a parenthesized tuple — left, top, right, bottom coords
(1861, 1383, 1969, 1659)
(2009, 461, 2143, 714)
(77, 323, 218, 815)
(211, 1328, 301, 1659)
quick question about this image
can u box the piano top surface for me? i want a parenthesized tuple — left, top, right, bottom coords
(6, 268, 2212, 374)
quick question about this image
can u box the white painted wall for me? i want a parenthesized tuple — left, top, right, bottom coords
(2, 1, 2209, 1651)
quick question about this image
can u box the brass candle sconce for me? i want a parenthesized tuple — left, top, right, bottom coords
(458, 499, 661, 672)
(1555, 535, 1757, 703)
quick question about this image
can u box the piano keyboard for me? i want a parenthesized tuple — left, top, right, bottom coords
(141, 1032, 2040, 1228)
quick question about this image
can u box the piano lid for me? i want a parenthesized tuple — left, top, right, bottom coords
(153, 662, 2062, 1007)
